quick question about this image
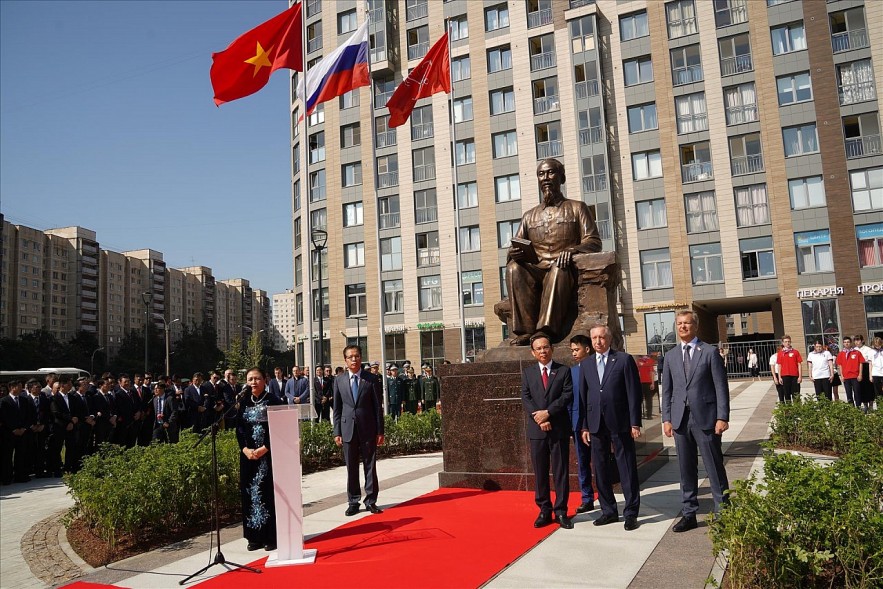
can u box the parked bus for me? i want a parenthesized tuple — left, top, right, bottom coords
(0, 367, 90, 385)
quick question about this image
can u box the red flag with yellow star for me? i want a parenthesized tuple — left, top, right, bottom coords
(210, 3, 303, 106)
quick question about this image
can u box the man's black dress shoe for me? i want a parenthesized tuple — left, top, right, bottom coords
(533, 512, 552, 528)
(557, 514, 574, 529)
(246, 542, 262, 551)
(264, 543, 277, 551)
(345, 504, 360, 516)
(672, 515, 698, 532)
(624, 516, 639, 531)
(593, 513, 619, 526)
(366, 504, 383, 514)
(575, 502, 595, 514)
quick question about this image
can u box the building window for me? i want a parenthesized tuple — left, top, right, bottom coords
(671, 45, 702, 85)
(675, 92, 707, 134)
(452, 56, 471, 81)
(457, 182, 478, 209)
(783, 124, 819, 157)
(624, 56, 653, 86)
(464, 326, 486, 362)
(453, 97, 473, 123)
(498, 220, 520, 248)
(851, 167, 883, 212)
(641, 248, 673, 290)
(632, 150, 663, 181)
(461, 270, 484, 306)
(375, 76, 394, 108)
(411, 105, 433, 140)
(383, 279, 404, 313)
(723, 82, 757, 125)
(455, 140, 476, 166)
(487, 45, 512, 73)
(857, 224, 883, 267)
(666, 0, 697, 39)
(420, 329, 445, 369)
(344, 242, 365, 268)
(379, 195, 401, 228)
(294, 255, 303, 287)
(645, 311, 676, 356)
(690, 243, 724, 285)
(802, 298, 840, 353)
(628, 103, 658, 134)
(789, 176, 826, 210)
(837, 59, 876, 106)
(376, 154, 398, 188)
(620, 11, 649, 41)
(309, 131, 325, 163)
(490, 87, 515, 115)
(450, 16, 469, 40)
(729, 133, 764, 175)
(495, 175, 521, 202)
(714, 0, 747, 28)
(413, 147, 435, 182)
(485, 4, 509, 31)
(343, 202, 363, 227)
(293, 179, 301, 211)
(535, 122, 562, 158)
(637, 198, 667, 230)
(339, 89, 359, 109)
(415, 188, 437, 223)
(719, 33, 752, 76)
(685, 191, 718, 233)
(310, 208, 327, 232)
(342, 162, 362, 187)
(795, 230, 833, 274)
(308, 102, 324, 126)
(419, 275, 443, 311)
(296, 293, 303, 324)
(740, 236, 776, 279)
(492, 131, 518, 159)
(735, 184, 770, 227)
(340, 123, 360, 148)
(866, 296, 883, 340)
(294, 218, 302, 248)
(459, 226, 481, 253)
(307, 21, 323, 53)
(380, 237, 402, 271)
(771, 21, 806, 55)
(532, 77, 559, 114)
(407, 25, 429, 60)
(417, 232, 440, 267)
(311, 247, 328, 277)
(338, 9, 357, 35)
(345, 284, 367, 317)
(777, 72, 812, 106)
(312, 287, 329, 320)
(570, 15, 595, 53)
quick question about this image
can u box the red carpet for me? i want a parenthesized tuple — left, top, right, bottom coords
(196, 488, 577, 589)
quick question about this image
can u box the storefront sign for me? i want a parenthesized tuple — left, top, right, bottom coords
(796, 286, 843, 299)
(858, 282, 883, 294)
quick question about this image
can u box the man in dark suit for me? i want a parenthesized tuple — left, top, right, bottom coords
(522, 334, 574, 529)
(662, 309, 731, 533)
(267, 366, 287, 401)
(313, 366, 332, 422)
(0, 380, 35, 484)
(25, 379, 51, 478)
(89, 378, 116, 448)
(220, 369, 242, 429)
(113, 374, 138, 447)
(184, 373, 210, 434)
(332, 345, 385, 516)
(50, 375, 81, 474)
(579, 325, 643, 531)
(568, 334, 595, 514)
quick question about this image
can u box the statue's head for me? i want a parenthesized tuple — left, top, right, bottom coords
(537, 158, 565, 204)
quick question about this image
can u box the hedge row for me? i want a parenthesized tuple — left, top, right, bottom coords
(768, 399, 883, 456)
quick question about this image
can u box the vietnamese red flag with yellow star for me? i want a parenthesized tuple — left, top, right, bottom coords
(210, 3, 303, 106)
(387, 33, 450, 128)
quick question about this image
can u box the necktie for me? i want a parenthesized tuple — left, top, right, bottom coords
(14, 396, 19, 407)
(598, 355, 606, 381)
(542, 367, 549, 389)
(351, 375, 359, 403)
(684, 345, 692, 378)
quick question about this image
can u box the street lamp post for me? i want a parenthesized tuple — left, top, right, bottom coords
(155, 314, 180, 377)
(311, 229, 328, 370)
(91, 347, 104, 376)
(141, 292, 151, 375)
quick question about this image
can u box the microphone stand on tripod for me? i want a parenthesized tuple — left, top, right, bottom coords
(180, 387, 261, 585)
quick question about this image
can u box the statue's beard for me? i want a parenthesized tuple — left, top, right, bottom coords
(542, 185, 559, 204)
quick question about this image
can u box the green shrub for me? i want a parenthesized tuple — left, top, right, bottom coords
(710, 442, 883, 588)
(768, 399, 883, 455)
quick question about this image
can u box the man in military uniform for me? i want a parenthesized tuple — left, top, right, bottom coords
(386, 365, 404, 419)
(419, 365, 441, 412)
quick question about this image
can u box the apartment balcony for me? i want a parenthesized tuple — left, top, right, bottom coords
(597, 219, 611, 240)
(731, 154, 764, 176)
(413, 163, 436, 182)
(537, 140, 563, 159)
(377, 171, 399, 188)
(375, 90, 392, 108)
(581, 174, 608, 193)
(720, 54, 752, 77)
(579, 126, 602, 145)
(415, 207, 438, 224)
(306, 0, 321, 18)
(682, 161, 714, 183)
(408, 42, 429, 61)
(845, 134, 883, 159)
(307, 36, 322, 54)
(82, 313, 97, 322)
(528, 9, 552, 29)
(530, 52, 555, 71)
(677, 113, 709, 134)
(411, 122, 434, 140)
(417, 248, 440, 267)
(832, 29, 869, 53)
(83, 266, 97, 276)
(369, 6, 383, 24)
(840, 81, 877, 106)
(569, 0, 594, 7)
(371, 46, 387, 63)
(406, 2, 428, 21)
(82, 278, 97, 288)
(82, 301, 97, 311)
(533, 95, 560, 115)
(376, 129, 397, 148)
(379, 212, 400, 229)
(717, 4, 747, 27)
(575, 79, 600, 99)
(673, 65, 703, 86)
(726, 104, 758, 125)
(82, 288, 97, 300)
(82, 244, 98, 254)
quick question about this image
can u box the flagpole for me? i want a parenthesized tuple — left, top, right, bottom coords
(445, 22, 468, 364)
(365, 1, 389, 413)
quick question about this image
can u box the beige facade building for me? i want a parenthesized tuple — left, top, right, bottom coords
(288, 0, 883, 368)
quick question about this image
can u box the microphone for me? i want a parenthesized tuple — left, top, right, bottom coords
(237, 385, 251, 400)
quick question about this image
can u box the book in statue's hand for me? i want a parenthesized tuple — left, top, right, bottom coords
(510, 237, 539, 264)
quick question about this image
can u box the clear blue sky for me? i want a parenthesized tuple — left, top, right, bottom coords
(1, 0, 296, 296)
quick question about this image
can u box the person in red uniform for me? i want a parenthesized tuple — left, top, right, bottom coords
(836, 336, 863, 407)
(776, 336, 803, 404)
(636, 354, 658, 419)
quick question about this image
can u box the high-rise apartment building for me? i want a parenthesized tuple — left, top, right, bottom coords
(288, 0, 883, 368)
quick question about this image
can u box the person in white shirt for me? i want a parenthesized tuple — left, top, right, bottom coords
(855, 334, 875, 412)
(769, 352, 783, 402)
(868, 337, 883, 412)
(806, 342, 834, 401)
(747, 349, 759, 381)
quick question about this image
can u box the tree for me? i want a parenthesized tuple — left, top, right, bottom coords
(110, 325, 163, 375)
(170, 321, 223, 377)
(0, 330, 66, 369)
(243, 332, 265, 370)
(224, 336, 246, 373)
(64, 330, 102, 372)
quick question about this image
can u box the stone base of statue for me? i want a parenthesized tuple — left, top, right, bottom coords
(485, 251, 621, 362)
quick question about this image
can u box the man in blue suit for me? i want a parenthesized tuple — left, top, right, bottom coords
(578, 325, 643, 531)
(568, 334, 594, 514)
(333, 345, 385, 516)
(662, 309, 730, 532)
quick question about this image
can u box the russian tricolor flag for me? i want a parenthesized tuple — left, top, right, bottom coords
(297, 20, 369, 115)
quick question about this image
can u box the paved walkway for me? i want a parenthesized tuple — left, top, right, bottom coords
(0, 380, 788, 589)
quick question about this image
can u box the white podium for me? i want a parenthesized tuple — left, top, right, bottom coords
(264, 404, 317, 567)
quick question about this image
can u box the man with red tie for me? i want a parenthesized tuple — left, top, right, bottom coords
(522, 334, 574, 529)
